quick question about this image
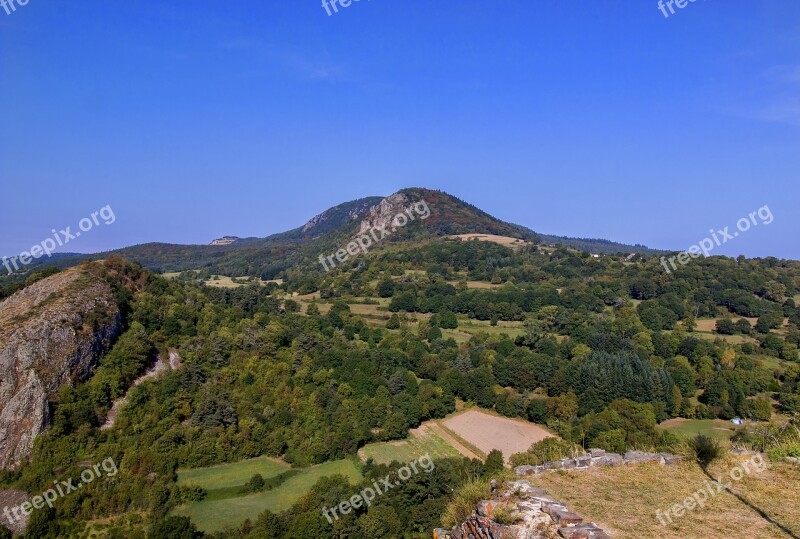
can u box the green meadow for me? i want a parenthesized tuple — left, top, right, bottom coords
(173, 458, 362, 533)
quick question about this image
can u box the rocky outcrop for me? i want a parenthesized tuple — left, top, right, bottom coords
(514, 449, 683, 477)
(0, 267, 122, 469)
(302, 197, 381, 233)
(359, 192, 412, 235)
(210, 236, 240, 246)
(434, 480, 610, 539)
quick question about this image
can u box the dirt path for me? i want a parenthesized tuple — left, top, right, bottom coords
(100, 350, 181, 431)
(424, 422, 483, 461)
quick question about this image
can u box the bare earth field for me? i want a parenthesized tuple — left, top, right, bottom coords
(448, 234, 529, 249)
(442, 409, 554, 463)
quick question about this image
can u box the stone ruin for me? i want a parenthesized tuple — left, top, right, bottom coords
(514, 448, 683, 477)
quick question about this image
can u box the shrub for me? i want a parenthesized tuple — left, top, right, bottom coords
(442, 478, 492, 528)
(484, 450, 505, 476)
(386, 314, 401, 329)
(592, 429, 626, 454)
(690, 434, 725, 467)
(491, 503, 519, 525)
(741, 398, 773, 421)
(241, 473, 266, 494)
(715, 319, 736, 335)
(180, 485, 207, 502)
(509, 438, 579, 467)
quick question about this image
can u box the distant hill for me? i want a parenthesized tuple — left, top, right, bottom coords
(0, 188, 664, 282)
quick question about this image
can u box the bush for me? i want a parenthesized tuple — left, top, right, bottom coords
(441, 478, 492, 528)
(509, 438, 579, 467)
(491, 503, 519, 525)
(484, 450, 504, 476)
(740, 398, 773, 421)
(241, 474, 266, 494)
(715, 319, 736, 335)
(690, 434, 725, 467)
(386, 314, 401, 329)
(592, 429, 626, 454)
(150, 516, 203, 539)
(179, 485, 207, 502)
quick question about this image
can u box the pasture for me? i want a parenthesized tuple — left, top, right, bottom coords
(173, 459, 362, 533)
(658, 418, 738, 440)
(358, 422, 466, 464)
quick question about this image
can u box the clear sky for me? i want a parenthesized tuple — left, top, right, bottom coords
(1, 1, 798, 259)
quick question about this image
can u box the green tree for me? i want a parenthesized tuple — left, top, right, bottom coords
(592, 429, 626, 454)
(484, 449, 505, 476)
(149, 516, 203, 539)
(716, 319, 736, 335)
(386, 314, 401, 329)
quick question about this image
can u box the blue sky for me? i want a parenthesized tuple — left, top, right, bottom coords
(1, 1, 799, 259)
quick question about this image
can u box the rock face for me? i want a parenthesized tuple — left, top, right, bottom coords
(0, 267, 122, 469)
(359, 192, 411, 235)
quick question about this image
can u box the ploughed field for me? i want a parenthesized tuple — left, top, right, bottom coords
(442, 409, 555, 463)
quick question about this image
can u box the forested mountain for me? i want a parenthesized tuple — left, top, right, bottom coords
(0, 189, 662, 298)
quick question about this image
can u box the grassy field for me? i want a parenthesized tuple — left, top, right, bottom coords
(693, 332, 757, 345)
(529, 457, 800, 539)
(173, 459, 362, 533)
(162, 271, 273, 289)
(455, 318, 526, 339)
(203, 275, 262, 288)
(756, 355, 789, 373)
(358, 423, 465, 464)
(178, 456, 289, 489)
(658, 418, 738, 440)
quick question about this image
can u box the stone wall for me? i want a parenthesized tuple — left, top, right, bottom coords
(514, 449, 683, 477)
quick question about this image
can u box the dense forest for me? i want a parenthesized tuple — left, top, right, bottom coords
(1, 231, 799, 538)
